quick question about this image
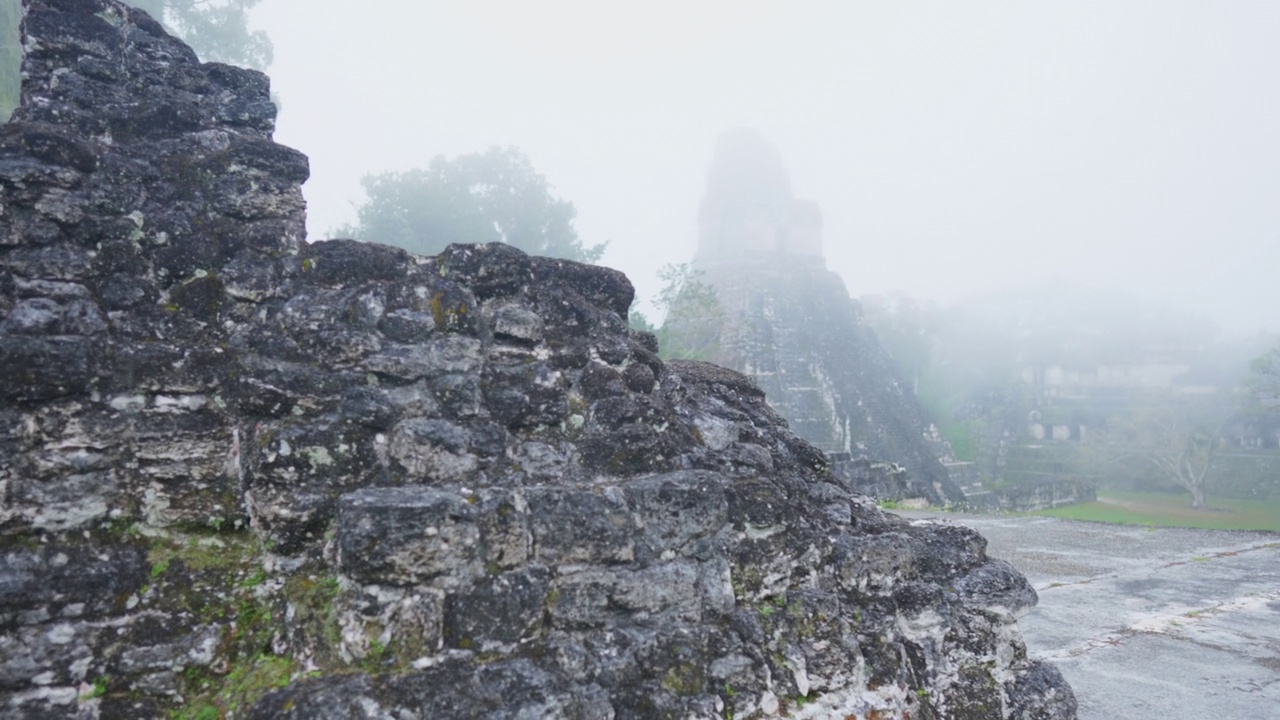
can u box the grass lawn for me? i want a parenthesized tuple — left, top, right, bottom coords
(1033, 490, 1280, 532)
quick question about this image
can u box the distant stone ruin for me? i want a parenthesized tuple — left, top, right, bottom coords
(680, 129, 966, 505)
(0, 4, 1073, 718)
(694, 128, 824, 266)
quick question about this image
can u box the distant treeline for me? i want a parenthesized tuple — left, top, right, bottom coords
(1, 0, 19, 120)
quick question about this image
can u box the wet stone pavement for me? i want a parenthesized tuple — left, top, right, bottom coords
(897, 510, 1280, 720)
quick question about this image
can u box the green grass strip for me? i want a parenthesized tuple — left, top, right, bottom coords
(1034, 490, 1280, 531)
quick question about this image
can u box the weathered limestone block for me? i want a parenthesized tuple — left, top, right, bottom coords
(952, 557, 1040, 617)
(338, 487, 484, 586)
(624, 471, 729, 563)
(443, 566, 550, 649)
(0, 543, 148, 627)
(384, 417, 476, 481)
(368, 336, 483, 381)
(486, 300, 546, 344)
(528, 486, 637, 565)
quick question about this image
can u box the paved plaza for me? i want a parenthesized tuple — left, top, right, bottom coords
(898, 510, 1280, 719)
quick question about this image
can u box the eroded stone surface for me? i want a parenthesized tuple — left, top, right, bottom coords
(0, 2, 1075, 718)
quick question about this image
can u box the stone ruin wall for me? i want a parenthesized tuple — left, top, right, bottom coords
(0, 3, 1076, 718)
(694, 128, 824, 268)
(683, 129, 966, 505)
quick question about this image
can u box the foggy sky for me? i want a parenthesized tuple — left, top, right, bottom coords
(249, 1, 1279, 333)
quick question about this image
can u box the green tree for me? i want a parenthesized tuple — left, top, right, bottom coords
(1245, 345, 1280, 411)
(650, 263, 723, 361)
(343, 147, 605, 263)
(1103, 397, 1233, 509)
(628, 302, 656, 334)
(124, 0, 273, 70)
(1239, 343, 1280, 450)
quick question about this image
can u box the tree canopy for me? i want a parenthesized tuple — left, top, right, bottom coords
(343, 147, 605, 264)
(1246, 345, 1280, 410)
(124, 0, 273, 70)
(629, 263, 723, 362)
(1100, 397, 1232, 509)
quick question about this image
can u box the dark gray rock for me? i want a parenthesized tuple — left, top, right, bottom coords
(953, 557, 1040, 617)
(0, 543, 148, 629)
(1006, 660, 1079, 720)
(443, 566, 550, 648)
(0, 335, 103, 402)
(338, 487, 482, 586)
(0, 2, 1075, 718)
(255, 659, 611, 720)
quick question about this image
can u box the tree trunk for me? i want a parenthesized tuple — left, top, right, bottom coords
(1189, 484, 1207, 509)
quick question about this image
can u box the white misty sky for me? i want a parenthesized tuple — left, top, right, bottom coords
(250, 1, 1279, 333)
